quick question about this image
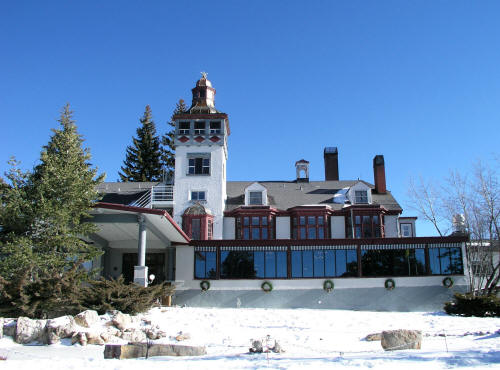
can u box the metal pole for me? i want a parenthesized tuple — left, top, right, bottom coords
(138, 214, 147, 266)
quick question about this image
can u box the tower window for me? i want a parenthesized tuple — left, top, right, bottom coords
(249, 191, 263, 205)
(191, 191, 206, 201)
(199, 90, 206, 98)
(194, 121, 205, 135)
(210, 121, 221, 134)
(179, 121, 190, 135)
(188, 157, 210, 175)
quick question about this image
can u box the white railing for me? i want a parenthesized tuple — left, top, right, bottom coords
(129, 184, 174, 208)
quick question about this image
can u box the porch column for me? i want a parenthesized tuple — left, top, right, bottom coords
(134, 214, 148, 287)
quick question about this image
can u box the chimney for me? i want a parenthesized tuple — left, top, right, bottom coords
(324, 147, 339, 181)
(373, 155, 386, 194)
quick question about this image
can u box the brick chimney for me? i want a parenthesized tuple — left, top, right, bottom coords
(373, 155, 386, 194)
(324, 147, 339, 181)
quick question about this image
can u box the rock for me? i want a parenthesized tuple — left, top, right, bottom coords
(120, 328, 146, 343)
(0, 318, 3, 339)
(86, 331, 105, 345)
(271, 340, 283, 353)
(71, 332, 88, 346)
(249, 340, 263, 353)
(146, 328, 166, 340)
(365, 333, 382, 341)
(175, 332, 191, 341)
(74, 310, 99, 328)
(104, 343, 207, 359)
(15, 317, 47, 344)
(381, 329, 422, 351)
(112, 312, 132, 331)
(3, 320, 16, 337)
(46, 316, 77, 344)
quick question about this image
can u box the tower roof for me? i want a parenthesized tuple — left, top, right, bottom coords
(188, 72, 220, 114)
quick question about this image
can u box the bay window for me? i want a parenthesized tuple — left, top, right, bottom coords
(291, 214, 329, 239)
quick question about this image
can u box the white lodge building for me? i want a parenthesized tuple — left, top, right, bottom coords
(91, 75, 468, 311)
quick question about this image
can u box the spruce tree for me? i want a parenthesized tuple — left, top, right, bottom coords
(161, 99, 187, 179)
(119, 105, 163, 182)
(0, 104, 105, 277)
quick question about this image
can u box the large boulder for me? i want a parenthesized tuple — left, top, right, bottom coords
(74, 310, 99, 328)
(381, 329, 422, 351)
(46, 316, 77, 344)
(3, 319, 16, 337)
(104, 343, 207, 359)
(120, 328, 146, 343)
(112, 312, 132, 331)
(15, 317, 47, 344)
(86, 331, 105, 345)
(71, 332, 88, 346)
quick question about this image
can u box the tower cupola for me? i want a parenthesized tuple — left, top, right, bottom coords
(189, 72, 219, 114)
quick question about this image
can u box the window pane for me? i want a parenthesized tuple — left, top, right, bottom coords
(300, 216, 306, 225)
(261, 228, 268, 239)
(191, 219, 201, 240)
(292, 227, 297, 239)
(410, 249, 426, 276)
(243, 217, 249, 226)
(325, 250, 335, 276)
(302, 250, 313, 277)
(252, 217, 260, 226)
(449, 247, 463, 274)
(355, 226, 361, 238)
(262, 216, 268, 226)
(313, 250, 325, 277)
(265, 252, 276, 278)
(346, 250, 358, 277)
(318, 216, 324, 225)
(249, 191, 263, 205)
(291, 251, 302, 277)
(243, 228, 250, 240)
(220, 251, 255, 279)
(252, 228, 260, 240)
(300, 227, 306, 239)
(276, 251, 287, 278)
(363, 216, 372, 238)
(318, 227, 324, 239)
(254, 251, 264, 278)
(335, 250, 347, 277)
(429, 248, 441, 274)
(195, 251, 205, 278)
(439, 247, 452, 274)
(308, 227, 316, 239)
(355, 216, 361, 225)
(206, 252, 217, 278)
(308, 216, 316, 225)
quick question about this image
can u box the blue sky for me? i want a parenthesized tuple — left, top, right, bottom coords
(1, 1, 499, 236)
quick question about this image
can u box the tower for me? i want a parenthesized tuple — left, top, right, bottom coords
(173, 73, 229, 239)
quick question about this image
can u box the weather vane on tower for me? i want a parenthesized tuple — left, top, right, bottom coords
(201, 71, 208, 79)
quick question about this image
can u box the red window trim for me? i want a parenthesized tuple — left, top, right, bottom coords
(182, 214, 214, 240)
(289, 208, 331, 240)
(226, 207, 278, 240)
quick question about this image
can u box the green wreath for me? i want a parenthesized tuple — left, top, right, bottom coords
(442, 277, 454, 288)
(200, 280, 210, 291)
(384, 279, 396, 290)
(323, 280, 334, 293)
(261, 281, 273, 293)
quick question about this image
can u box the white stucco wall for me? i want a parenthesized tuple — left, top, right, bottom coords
(331, 216, 346, 238)
(384, 215, 399, 237)
(276, 216, 290, 239)
(173, 145, 227, 239)
(223, 217, 235, 239)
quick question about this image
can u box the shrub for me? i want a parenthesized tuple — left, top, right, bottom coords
(444, 293, 500, 317)
(81, 276, 174, 315)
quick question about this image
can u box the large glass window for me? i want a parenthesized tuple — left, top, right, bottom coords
(291, 215, 328, 239)
(429, 247, 463, 275)
(361, 248, 426, 277)
(235, 215, 274, 240)
(188, 157, 210, 175)
(220, 250, 286, 279)
(291, 249, 358, 278)
(195, 251, 217, 279)
(347, 213, 382, 238)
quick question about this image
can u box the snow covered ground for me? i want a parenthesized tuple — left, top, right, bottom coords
(1, 307, 500, 369)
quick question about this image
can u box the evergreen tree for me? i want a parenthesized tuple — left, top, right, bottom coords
(0, 104, 105, 277)
(119, 105, 163, 182)
(161, 99, 187, 179)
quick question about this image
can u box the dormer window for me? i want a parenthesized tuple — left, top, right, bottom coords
(249, 191, 263, 205)
(355, 190, 368, 204)
(210, 121, 221, 134)
(194, 121, 205, 135)
(179, 121, 190, 135)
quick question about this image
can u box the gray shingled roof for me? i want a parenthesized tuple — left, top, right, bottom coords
(226, 181, 402, 212)
(97, 180, 402, 212)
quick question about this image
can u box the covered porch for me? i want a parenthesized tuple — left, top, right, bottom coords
(88, 202, 190, 286)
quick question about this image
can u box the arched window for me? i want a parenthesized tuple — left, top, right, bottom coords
(182, 203, 214, 240)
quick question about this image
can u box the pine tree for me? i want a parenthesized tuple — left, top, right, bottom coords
(161, 99, 187, 179)
(119, 105, 163, 182)
(0, 104, 105, 277)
